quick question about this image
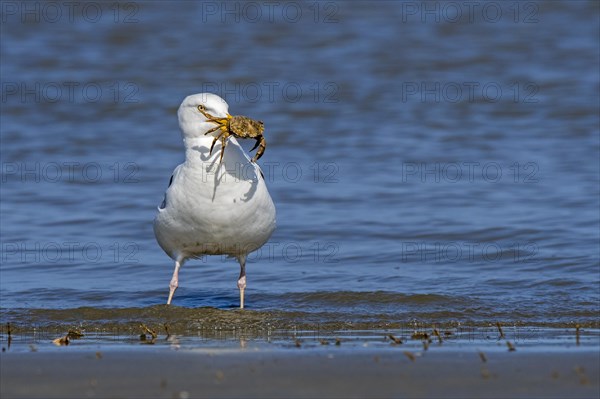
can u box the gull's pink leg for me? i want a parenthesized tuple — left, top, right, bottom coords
(167, 257, 185, 305)
(237, 255, 247, 309)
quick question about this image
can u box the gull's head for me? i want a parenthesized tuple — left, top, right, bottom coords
(177, 93, 229, 139)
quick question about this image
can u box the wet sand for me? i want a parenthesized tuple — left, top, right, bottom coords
(1, 348, 598, 399)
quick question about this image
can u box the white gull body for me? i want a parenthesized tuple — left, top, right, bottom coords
(153, 93, 276, 308)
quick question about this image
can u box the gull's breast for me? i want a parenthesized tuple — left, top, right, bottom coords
(153, 143, 276, 260)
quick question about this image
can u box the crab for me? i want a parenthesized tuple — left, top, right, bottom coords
(198, 106, 266, 163)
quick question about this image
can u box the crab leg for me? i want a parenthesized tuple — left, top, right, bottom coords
(219, 135, 228, 163)
(250, 136, 266, 162)
(204, 125, 222, 135)
(199, 108, 227, 124)
(249, 138, 260, 152)
(209, 130, 227, 156)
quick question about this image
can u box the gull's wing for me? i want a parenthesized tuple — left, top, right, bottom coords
(158, 164, 183, 211)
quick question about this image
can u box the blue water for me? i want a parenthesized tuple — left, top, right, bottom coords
(1, 1, 599, 328)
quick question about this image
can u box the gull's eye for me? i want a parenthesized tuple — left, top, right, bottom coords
(197, 105, 206, 111)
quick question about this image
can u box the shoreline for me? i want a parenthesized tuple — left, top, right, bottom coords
(2, 346, 599, 399)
